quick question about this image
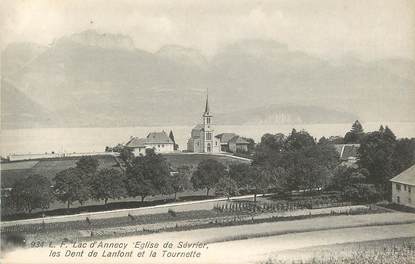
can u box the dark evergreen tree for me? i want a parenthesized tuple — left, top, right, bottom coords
(344, 120, 364, 143)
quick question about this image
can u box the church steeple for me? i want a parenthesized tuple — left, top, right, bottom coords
(204, 89, 210, 115)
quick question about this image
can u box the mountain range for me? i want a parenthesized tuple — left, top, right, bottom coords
(1, 30, 414, 129)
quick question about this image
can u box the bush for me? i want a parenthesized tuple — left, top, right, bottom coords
(167, 208, 177, 217)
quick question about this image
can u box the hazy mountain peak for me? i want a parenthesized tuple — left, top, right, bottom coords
(156, 45, 208, 67)
(2, 30, 414, 129)
(219, 39, 288, 57)
(60, 30, 136, 51)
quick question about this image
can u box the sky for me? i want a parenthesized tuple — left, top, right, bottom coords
(1, 0, 414, 61)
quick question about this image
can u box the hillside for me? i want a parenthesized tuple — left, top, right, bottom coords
(0, 156, 120, 188)
(163, 153, 251, 169)
(2, 30, 414, 129)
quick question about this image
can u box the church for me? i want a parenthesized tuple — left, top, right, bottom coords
(187, 94, 221, 153)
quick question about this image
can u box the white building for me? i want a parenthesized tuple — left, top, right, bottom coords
(125, 131, 174, 156)
(187, 94, 221, 153)
(390, 164, 415, 208)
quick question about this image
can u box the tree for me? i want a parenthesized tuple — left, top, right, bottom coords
(254, 129, 337, 194)
(330, 165, 355, 193)
(281, 143, 338, 193)
(284, 129, 315, 151)
(327, 136, 344, 144)
(268, 166, 289, 194)
(90, 168, 126, 204)
(215, 175, 238, 199)
(76, 156, 99, 176)
(125, 149, 171, 202)
(250, 166, 272, 202)
(254, 133, 285, 165)
(358, 126, 397, 197)
(169, 166, 191, 200)
(169, 130, 179, 151)
(54, 168, 89, 208)
(392, 138, 415, 174)
(120, 147, 134, 167)
(10, 175, 54, 213)
(229, 163, 253, 189)
(342, 169, 380, 203)
(344, 120, 364, 143)
(191, 159, 226, 196)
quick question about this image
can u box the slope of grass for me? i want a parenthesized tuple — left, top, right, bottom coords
(1, 155, 120, 188)
(163, 153, 250, 169)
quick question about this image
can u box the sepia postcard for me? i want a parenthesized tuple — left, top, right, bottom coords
(1, 0, 415, 263)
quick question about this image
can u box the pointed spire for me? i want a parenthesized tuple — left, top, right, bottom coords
(204, 88, 210, 114)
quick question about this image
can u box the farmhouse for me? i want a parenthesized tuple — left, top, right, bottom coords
(390, 164, 415, 208)
(215, 133, 249, 153)
(125, 131, 175, 156)
(187, 94, 221, 153)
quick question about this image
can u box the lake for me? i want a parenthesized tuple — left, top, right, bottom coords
(1, 122, 414, 156)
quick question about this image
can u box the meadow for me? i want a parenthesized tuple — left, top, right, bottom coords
(1, 155, 120, 188)
(262, 237, 415, 264)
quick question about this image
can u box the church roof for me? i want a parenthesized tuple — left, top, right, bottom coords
(193, 124, 204, 131)
(204, 93, 210, 114)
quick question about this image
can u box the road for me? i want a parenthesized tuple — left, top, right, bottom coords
(1, 194, 263, 227)
(2, 212, 415, 264)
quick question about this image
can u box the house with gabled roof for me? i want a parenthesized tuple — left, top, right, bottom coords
(125, 131, 175, 156)
(215, 133, 249, 153)
(390, 164, 415, 207)
(334, 144, 360, 166)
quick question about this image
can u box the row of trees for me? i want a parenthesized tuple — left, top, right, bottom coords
(7, 152, 193, 213)
(189, 129, 341, 202)
(317, 121, 414, 200)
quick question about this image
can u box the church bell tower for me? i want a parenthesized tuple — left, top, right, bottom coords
(202, 91, 213, 152)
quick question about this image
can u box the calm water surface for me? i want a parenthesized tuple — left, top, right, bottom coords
(1, 123, 414, 156)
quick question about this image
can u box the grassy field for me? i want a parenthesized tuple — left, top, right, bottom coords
(1, 155, 120, 188)
(263, 237, 415, 264)
(163, 153, 250, 169)
(1, 153, 248, 188)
